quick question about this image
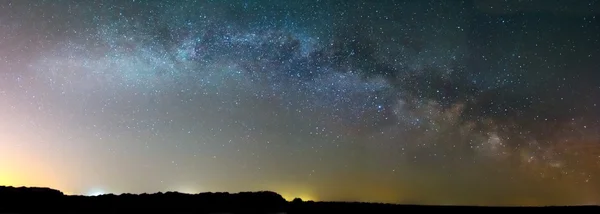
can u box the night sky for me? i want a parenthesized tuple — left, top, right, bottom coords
(1, 0, 600, 206)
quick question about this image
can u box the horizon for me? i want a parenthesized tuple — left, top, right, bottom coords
(0, 185, 362, 204)
(2, 184, 599, 207)
(7, 185, 598, 207)
(1, 185, 316, 202)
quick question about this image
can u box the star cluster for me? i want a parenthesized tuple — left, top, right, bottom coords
(1, 0, 600, 206)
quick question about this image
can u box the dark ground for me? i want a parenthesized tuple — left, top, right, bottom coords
(0, 186, 597, 213)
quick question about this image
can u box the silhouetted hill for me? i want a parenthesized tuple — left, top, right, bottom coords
(0, 186, 598, 213)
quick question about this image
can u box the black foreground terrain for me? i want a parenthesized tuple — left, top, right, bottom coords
(0, 186, 597, 213)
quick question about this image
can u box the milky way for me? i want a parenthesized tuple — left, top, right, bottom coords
(1, 0, 600, 206)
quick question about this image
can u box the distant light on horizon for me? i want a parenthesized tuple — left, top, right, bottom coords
(86, 189, 106, 196)
(173, 186, 200, 194)
(280, 193, 317, 202)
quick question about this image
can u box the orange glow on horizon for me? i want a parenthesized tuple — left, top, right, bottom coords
(0, 136, 67, 193)
(267, 183, 318, 202)
(280, 192, 318, 202)
(0, 161, 69, 194)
